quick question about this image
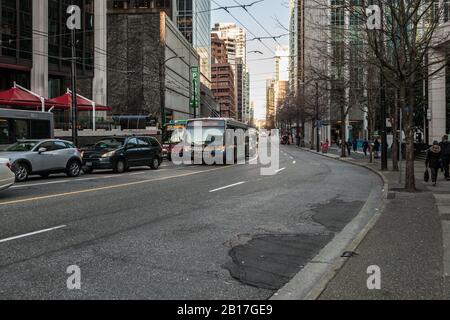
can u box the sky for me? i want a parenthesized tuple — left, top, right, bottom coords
(211, 0, 290, 120)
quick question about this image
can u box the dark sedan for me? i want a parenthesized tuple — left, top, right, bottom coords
(81, 137, 163, 174)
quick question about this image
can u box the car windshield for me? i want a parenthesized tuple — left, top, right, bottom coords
(94, 139, 125, 149)
(6, 141, 39, 152)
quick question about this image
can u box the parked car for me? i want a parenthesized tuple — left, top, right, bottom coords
(0, 158, 15, 191)
(0, 140, 82, 182)
(81, 136, 163, 174)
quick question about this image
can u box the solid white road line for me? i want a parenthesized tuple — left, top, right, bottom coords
(0, 225, 66, 244)
(209, 181, 246, 193)
(12, 170, 170, 189)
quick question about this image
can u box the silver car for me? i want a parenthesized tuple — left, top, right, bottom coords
(0, 158, 15, 191)
(0, 140, 82, 182)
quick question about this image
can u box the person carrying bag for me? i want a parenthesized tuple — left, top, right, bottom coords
(426, 141, 442, 187)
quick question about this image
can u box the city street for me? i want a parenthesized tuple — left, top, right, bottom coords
(0, 147, 382, 299)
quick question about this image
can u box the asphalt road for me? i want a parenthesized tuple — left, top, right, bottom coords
(0, 146, 382, 299)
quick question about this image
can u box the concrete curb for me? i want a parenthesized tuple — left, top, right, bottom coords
(270, 148, 388, 300)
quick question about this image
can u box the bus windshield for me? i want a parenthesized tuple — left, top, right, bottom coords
(186, 120, 226, 146)
(162, 129, 184, 144)
(6, 141, 39, 152)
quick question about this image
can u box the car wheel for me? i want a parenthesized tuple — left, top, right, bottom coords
(14, 162, 30, 182)
(114, 159, 126, 174)
(66, 160, 82, 177)
(150, 157, 160, 170)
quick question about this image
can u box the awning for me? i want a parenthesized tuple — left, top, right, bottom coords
(46, 92, 111, 111)
(0, 87, 43, 107)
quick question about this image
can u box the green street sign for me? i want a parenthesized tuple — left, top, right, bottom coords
(190, 66, 200, 110)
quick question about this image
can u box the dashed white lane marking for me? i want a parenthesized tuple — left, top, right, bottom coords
(0, 225, 66, 244)
(275, 168, 286, 174)
(443, 221, 450, 277)
(209, 181, 246, 193)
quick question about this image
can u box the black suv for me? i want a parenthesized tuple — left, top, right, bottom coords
(81, 136, 163, 174)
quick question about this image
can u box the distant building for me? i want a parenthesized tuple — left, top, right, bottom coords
(243, 69, 250, 124)
(211, 33, 236, 118)
(107, 9, 199, 122)
(108, 0, 177, 19)
(428, 19, 450, 143)
(212, 23, 247, 120)
(266, 79, 275, 129)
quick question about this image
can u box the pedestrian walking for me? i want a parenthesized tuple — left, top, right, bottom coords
(426, 141, 442, 187)
(374, 139, 381, 159)
(322, 139, 329, 153)
(439, 135, 450, 181)
(352, 138, 358, 152)
(346, 139, 352, 155)
(363, 140, 369, 156)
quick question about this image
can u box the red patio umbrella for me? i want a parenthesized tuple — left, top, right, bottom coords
(0, 87, 43, 108)
(46, 92, 111, 111)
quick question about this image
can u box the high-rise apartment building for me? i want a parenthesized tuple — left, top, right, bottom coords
(211, 33, 236, 118)
(212, 23, 247, 121)
(266, 79, 275, 128)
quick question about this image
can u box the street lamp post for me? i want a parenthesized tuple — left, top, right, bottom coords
(159, 55, 184, 129)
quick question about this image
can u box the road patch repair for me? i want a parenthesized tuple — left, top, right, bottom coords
(223, 197, 369, 293)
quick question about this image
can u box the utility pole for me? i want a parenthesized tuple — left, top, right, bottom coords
(66, 5, 81, 147)
(70, 28, 78, 147)
(316, 82, 320, 152)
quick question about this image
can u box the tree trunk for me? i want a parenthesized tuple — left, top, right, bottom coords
(341, 106, 347, 158)
(404, 85, 416, 191)
(391, 94, 399, 171)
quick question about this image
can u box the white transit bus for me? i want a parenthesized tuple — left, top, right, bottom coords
(0, 108, 54, 148)
(185, 118, 257, 164)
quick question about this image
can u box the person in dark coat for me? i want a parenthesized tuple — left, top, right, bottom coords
(362, 140, 369, 156)
(439, 135, 450, 181)
(374, 139, 381, 158)
(426, 141, 442, 187)
(352, 138, 358, 152)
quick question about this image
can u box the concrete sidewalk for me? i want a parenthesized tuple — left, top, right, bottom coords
(299, 146, 450, 299)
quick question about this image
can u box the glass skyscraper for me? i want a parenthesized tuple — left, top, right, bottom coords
(176, 0, 211, 85)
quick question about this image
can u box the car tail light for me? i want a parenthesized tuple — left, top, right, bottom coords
(6, 162, 11, 169)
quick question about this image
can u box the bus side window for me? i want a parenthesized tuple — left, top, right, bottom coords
(31, 120, 51, 139)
